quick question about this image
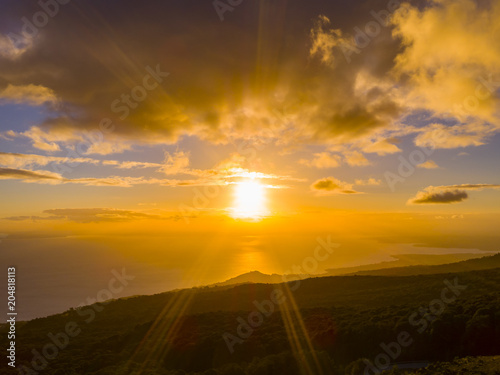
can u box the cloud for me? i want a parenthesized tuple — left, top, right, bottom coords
(0, 166, 166, 186)
(414, 123, 492, 149)
(408, 183, 500, 204)
(344, 151, 371, 166)
(18, 126, 64, 152)
(0, 0, 498, 164)
(9, 124, 137, 155)
(392, 0, 500, 123)
(310, 0, 500, 152)
(0, 152, 165, 171)
(42, 208, 165, 223)
(0, 34, 31, 59)
(0, 152, 100, 169)
(0, 1, 407, 155)
(161, 151, 190, 175)
(311, 177, 359, 195)
(299, 150, 373, 169)
(0, 84, 57, 105)
(363, 139, 402, 155)
(103, 160, 161, 169)
(355, 178, 381, 186)
(443, 184, 500, 190)
(3, 215, 64, 222)
(408, 188, 468, 205)
(435, 214, 464, 220)
(0, 158, 296, 188)
(299, 152, 341, 169)
(0, 168, 160, 186)
(4, 208, 181, 223)
(309, 15, 350, 66)
(417, 160, 439, 169)
(0, 167, 61, 182)
(85, 141, 134, 155)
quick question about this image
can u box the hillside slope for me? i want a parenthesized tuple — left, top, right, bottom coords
(1, 268, 499, 374)
(212, 253, 500, 288)
(351, 253, 500, 276)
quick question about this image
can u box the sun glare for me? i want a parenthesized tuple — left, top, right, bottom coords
(231, 180, 269, 220)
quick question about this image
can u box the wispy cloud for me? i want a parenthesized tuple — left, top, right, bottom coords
(0, 152, 101, 169)
(0, 167, 61, 182)
(354, 178, 381, 186)
(4, 208, 183, 223)
(0, 158, 297, 188)
(417, 160, 439, 169)
(299, 152, 341, 169)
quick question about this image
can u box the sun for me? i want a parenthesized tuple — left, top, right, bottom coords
(231, 179, 269, 220)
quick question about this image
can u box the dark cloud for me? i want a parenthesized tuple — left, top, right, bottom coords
(409, 189, 468, 205)
(411, 190, 469, 204)
(0, 0, 406, 153)
(0, 167, 59, 180)
(1, 0, 496, 167)
(409, 183, 500, 205)
(409, 181, 500, 205)
(311, 176, 359, 194)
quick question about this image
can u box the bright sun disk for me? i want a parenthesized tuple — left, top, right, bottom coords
(231, 179, 268, 220)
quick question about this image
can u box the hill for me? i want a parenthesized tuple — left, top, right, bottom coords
(211, 270, 303, 287)
(211, 253, 500, 288)
(350, 252, 500, 276)
(323, 252, 491, 276)
(380, 355, 500, 374)
(1, 267, 499, 374)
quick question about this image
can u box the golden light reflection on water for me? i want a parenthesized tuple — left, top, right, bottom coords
(231, 236, 275, 276)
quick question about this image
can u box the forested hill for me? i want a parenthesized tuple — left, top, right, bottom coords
(1, 268, 500, 374)
(323, 252, 492, 276)
(209, 253, 500, 289)
(349, 252, 500, 276)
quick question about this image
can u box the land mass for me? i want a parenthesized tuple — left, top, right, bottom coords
(1, 262, 499, 374)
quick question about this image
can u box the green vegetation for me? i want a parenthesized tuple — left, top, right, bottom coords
(379, 356, 500, 374)
(349, 253, 500, 276)
(1, 268, 499, 374)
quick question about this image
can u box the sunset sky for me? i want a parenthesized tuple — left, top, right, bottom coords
(1, 0, 500, 319)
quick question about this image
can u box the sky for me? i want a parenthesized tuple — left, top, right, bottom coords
(1, 0, 500, 319)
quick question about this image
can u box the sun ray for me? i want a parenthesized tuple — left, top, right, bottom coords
(277, 283, 326, 375)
